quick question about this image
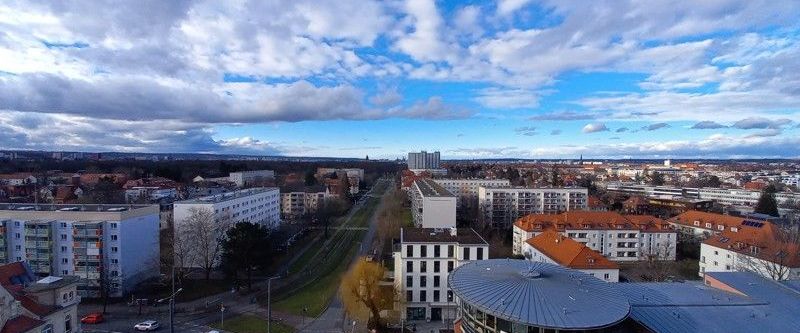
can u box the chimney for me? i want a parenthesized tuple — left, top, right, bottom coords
(449, 227, 457, 237)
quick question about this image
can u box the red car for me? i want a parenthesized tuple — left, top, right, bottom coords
(81, 313, 104, 324)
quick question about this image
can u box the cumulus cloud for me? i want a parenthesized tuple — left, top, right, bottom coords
(732, 117, 792, 129)
(691, 121, 727, 129)
(474, 88, 539, 109)
(582, 123, 609, 133)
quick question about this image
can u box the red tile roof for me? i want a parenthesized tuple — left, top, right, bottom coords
(514, 211, 672, 233)
(0, 262, 28, 287)
(670, 210, 754, 233)
(0, 315, 45, 333)
(526, 230, 618, 269)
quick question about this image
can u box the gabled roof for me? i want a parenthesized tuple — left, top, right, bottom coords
(0, 262, 34, 287)
(0, 315, 45, 333)
(670, 210, 748, 232)
(703, 224, 800, 268)
(526, 231, 618, 269)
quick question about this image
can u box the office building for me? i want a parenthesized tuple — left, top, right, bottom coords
(448, 259, 800, 333)
(173, 187, 281, 230)
(394, 228, 488, 323)
(478, 187, 588, 229)
(229, 170, 275, 187)
(407, 151, 441, 170)
(512, 211, 676, 261)
(0, 203, 160, 297)
(1, 262, 81, 333)
(409, 179, 457, 228)
(522, 230, 619, 282)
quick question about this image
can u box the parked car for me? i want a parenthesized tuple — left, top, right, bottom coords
(80, 313, 104, 324)
(134, 320, 161, 331)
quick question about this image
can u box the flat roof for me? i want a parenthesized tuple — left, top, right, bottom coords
(0, 203, 154, 213)
(413, 178, 454, 197)
(401, 228, 488, 245)
(448, 259, 630, 330)
(177, 187, 278, 204)
(25, 276, 80, 293)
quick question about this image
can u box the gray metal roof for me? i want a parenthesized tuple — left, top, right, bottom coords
(447, 259, 630, 330)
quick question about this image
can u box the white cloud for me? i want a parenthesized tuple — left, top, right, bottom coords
(582, 122, 609, 133)
(474, 87, 539, 109)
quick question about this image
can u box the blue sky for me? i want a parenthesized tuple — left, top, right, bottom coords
(0, 0, 799, 159)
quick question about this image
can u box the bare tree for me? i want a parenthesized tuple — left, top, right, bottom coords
(633, 241, 677, 282)
(180, 207, 229, 280)
(735, 227, 800, 280)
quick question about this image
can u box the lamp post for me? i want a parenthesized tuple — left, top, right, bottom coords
(157, 287, 183, 333)
(267, 275, 282, 333)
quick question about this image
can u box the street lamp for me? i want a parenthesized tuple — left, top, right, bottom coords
(157, 287, 183, 333)
(267, 275, 282, 333)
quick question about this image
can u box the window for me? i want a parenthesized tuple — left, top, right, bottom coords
(420, 276, 427, 287)
(406, 276, 413, 288)
(110, 223, 117, 229)
(448, 261, 454, 272)
(60, 222, 67, 228)
(448, 245, 454, 257)
(41, 324, 53, 333)
(62, 270, 68, 275)
(61, 234, 67, 240)
(111, 247, 118, 253)
(406, 245, 413, 257)
(464, 247, 471, 260)
(111, 270, 119, 277)
(434, 245, 440, 257)
(477, 248, 484, 260)
(61, 246, 67, 253)
(434, 290, 440, 302)
(421, 245, 427, 257)
(434, 261, 440, 273)
(421, 261, 427, 273)
(406, 291, 413, 302)
(419, 290, 426, 302)
(111, 259, 118, 264)
(604, 273, 610, 280)
(111, 235, 118, 241)
(64, 315, 72, 333)
(62, 258, 68, 264)
(700, 256, 705, 263)
(434, 276, 440, 287)
(447, 290, 454, 302)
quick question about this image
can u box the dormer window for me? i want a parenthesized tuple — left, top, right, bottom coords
(693, 221, 700, 226)
(705, 223, 712, 229)
(731, 227, 738, 232)
(717, 225, 724, 231)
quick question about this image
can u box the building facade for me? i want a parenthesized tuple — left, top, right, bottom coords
(522, 230, 619, 282)
(393, 228, 488, 323)
(228, 170, 275, 187)
(409, 179, 457, 228)
(407, 151, 441, 170)
(432, 179, 510, 204)
(173, 187, 281, 231)
(280, 190, 333, 220)
(0, 204, 160, 297)
(1, 262, 81, 333)
(478, 187, 588, 229)
(512, 211, 676, 262)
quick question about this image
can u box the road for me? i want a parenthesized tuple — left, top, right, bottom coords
(81, 177, 393, 333)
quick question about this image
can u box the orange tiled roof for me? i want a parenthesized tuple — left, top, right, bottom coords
(514, 211, 671, 232)
(1, 315, 45, 333)
(704, 224, 800, 268)
(670, 210, 748, 232)
(526, 230, 618, 269)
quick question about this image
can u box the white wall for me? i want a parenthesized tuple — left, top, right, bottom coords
(521, 242, 619, 282)
(421, 197, 457, 228)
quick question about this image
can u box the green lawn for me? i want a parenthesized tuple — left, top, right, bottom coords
(210, 314, 294, 333)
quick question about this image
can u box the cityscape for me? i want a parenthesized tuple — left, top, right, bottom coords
(1, 1, 800, 333)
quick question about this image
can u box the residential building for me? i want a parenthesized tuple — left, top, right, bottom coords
(606, 181, 800, 207)
(478, 187, 588, 229)
(1, 262, 81, 333)
(449, 259, 800, 333)
(512, 211, 676, 261)
(393, 228, 488, 323)
(0, 204, 160, 297)
(699, 219, 800, 280)
(407, 151, 441, 170)
(431, 179, 510, 204)
(280, 186, 333, 220)
(316, 168, 363, 195)
(409, 179, 456, 228)
(522, 230, 619, 282)
(173, 187, 281, 230)
(669, 210, 772, 238)
(228, 170, 275, 187)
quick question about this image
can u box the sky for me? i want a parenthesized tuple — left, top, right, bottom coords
(1, 0, 800, 159)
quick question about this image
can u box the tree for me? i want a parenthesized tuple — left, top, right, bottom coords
(754, 189, 780, 217)
(315, 198, 350, 239)
(340, 258, 393, 330)
(220, 222, 273, 289)
(650, 172, 665, 186)
(304, 171, 317, 186)
(736, 227, 800, 280)
(180, 207, 228, 280)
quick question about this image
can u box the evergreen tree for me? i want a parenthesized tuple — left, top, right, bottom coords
(754, 190, 780, 217)
(220, 222, 272, 289)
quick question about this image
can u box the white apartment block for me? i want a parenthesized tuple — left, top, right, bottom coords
(512, 212, 676, 262)
(407, 151, 441, 170)
(606, 182, 800, 207)
(393, 228, 488, 322)
(281, 190, 333, 220)
(478, 187, 588, 229)
(409, 179, 456, 228)
(432, 179, 510, 204)
(699, 242, 800, 280)
(229, 170, 275, 187)
(173, 187, 281, 230)
(0, 203, 160, 297)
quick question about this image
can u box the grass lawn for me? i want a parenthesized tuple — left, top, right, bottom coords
(210, 314, 294, 333)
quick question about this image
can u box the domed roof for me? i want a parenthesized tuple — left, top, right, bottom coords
(448, 259, 630, 330)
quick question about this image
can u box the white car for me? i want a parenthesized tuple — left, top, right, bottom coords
(134, 320, 161, 331)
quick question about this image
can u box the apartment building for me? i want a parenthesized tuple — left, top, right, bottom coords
(512, 211, 676, 262)
(280, 188, 333, 220)
(407, 151, 441, 170)
(522, 230, 619, 282)
(1, 262, 81, 333)
(697, 215, 800, 280)
(229, 170, 275, 187)
(478, 187, 588, 229)
(0, 203, 160, 297)
(409, 179, 456, 228)
(393, 228, 488, 322)
(606, 181, 800, 207)
(174, 187, 280, 231)
(316, 168, 363, 195)
(431, 179, 510, 204)
(669, 210, 764, 238)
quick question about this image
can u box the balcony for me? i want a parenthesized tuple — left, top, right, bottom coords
(26, 229, 51, 236)
(25, 240, 52, 249)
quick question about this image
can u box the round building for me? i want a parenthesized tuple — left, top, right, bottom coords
(448, 259, 631, 333)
